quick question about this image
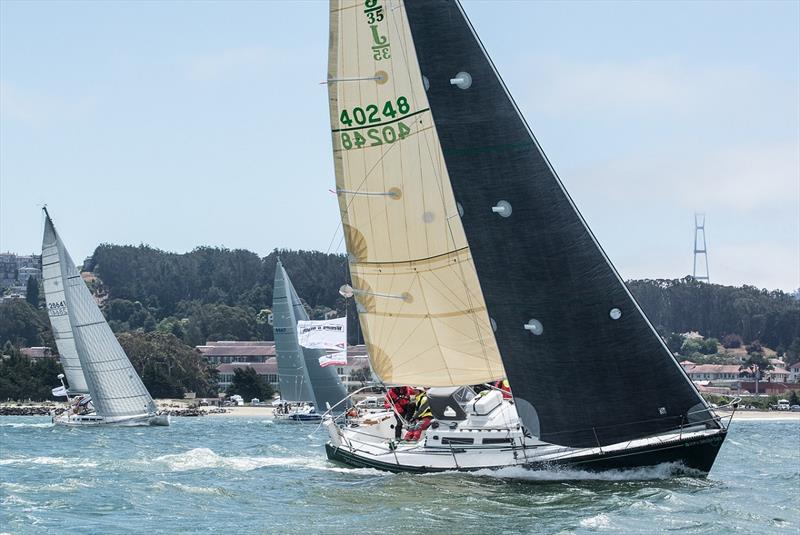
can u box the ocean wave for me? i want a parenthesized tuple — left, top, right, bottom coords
(1, 478, 95, 493)
(468, 462, 701, 482)
(153, 447, 383, 476)
(152, 481, 231, 496)
(579, 513, 612, 529)
(0, 422, 52, 428)
(0, 456, 98, 468)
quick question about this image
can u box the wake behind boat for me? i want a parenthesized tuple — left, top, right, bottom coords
(321, 0, 729, 475)
(42, 208, 169, 427)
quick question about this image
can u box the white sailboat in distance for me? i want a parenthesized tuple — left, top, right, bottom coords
(42, 208, 169, 426)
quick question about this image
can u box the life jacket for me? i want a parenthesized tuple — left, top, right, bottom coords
(413, 391, 432, 419)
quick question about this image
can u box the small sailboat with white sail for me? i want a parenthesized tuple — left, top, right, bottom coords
(42, 208, 168, 427)
(321, 0, 731, 475)
(271, 260, 348, 422)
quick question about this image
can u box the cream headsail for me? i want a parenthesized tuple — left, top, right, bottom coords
(327, 0, 505, 386)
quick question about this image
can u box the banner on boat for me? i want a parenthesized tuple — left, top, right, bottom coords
(297, 317, 347, 351)
(318, 350, 348, 368)
(51, 386, 68, 397)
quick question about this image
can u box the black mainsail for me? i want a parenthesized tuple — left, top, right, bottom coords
(403, 0, 716, 448)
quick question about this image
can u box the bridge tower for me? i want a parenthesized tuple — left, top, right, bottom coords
(693, 213, 709, 282)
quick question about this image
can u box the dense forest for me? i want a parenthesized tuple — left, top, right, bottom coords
(84, 246, 357, 345)
(1, 244, 798, 400)
(628, 278, 799, 350)
(85, 244, 799, 350)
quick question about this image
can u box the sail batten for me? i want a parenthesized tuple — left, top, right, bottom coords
(402, 0, 715, 447)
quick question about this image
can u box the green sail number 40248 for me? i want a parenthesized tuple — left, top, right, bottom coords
(339, 97, 410, 126)
(341, 122, 411, 150)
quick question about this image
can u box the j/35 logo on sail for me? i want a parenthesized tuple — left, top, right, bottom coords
(364, 0, 391, 60)
(48, 300, 68, 316)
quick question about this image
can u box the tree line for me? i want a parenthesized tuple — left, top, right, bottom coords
(627, 277, 799, 350)
(1, 244, 798, 401)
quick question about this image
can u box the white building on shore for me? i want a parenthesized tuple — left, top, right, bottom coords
(196, 340, 373, 394)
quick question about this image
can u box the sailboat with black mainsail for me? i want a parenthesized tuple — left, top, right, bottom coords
(42, 209, 169, 426)
(321, 0, 730, 474)
(272, 259, 347, 422)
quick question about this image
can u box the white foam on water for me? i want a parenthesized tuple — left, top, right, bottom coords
(469, 462, 698, 482)
(579, 513, 611, 529)
(0, 422, 52, 428)
(152, 481, 230, 495)
(1, 478, 94, 493)
(153, 447, 384, 476)
(0, 456, 98, 468)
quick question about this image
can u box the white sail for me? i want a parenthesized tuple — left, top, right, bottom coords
(47, 214, 157, 420)
(42, 213, 89, 393)
(327, 0, 505, 386)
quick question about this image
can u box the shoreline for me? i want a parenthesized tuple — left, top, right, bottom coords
(1, 402, 798, 421)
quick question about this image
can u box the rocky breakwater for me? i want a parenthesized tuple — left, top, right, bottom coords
(0, 403, 57, 416)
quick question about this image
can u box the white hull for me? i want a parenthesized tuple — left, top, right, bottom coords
(324, 394, 728, 475)
(52, 412, 170, 427)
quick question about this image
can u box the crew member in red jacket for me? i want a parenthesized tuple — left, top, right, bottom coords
(494, 379, 512, 399)
(385, 386, 413, 439)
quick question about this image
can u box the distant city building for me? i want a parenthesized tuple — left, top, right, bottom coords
(196, 341, 275, 365)
(788, 362, 800, 383)
(0, 252, 42, 295)
(765, 367, 789, 383)
(680, 331, 704, 341)
(19, 347, 53, 361)
(684, 364, 742, 383)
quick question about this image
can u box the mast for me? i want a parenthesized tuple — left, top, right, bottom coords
(402, 0, 716, 447)
(41, 208, 89, 394)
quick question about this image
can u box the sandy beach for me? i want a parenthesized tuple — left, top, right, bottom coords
(724, 410, 800, 421)
(159, 402, 799, 421)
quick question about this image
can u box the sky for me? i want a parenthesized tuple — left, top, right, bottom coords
(1, 0, 798, 291)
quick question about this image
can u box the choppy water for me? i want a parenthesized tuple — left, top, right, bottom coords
(1, 417, 797, 534)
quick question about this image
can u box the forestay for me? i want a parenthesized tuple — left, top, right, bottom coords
(54, 217, 156, 420)
(327, 0, 505, 387)
(41, 211, 89, 393)
(403, 0, 716, 447)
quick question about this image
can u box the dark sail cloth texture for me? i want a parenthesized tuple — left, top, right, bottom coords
(404, 0, 715, 448)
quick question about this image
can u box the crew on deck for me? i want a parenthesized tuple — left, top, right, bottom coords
(404, 388, 433, 441)
(385, 386, 414, 439)
(494, 379, 512, 399)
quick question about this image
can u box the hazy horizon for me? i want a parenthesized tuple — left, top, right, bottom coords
(2, 1, 798, 291)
